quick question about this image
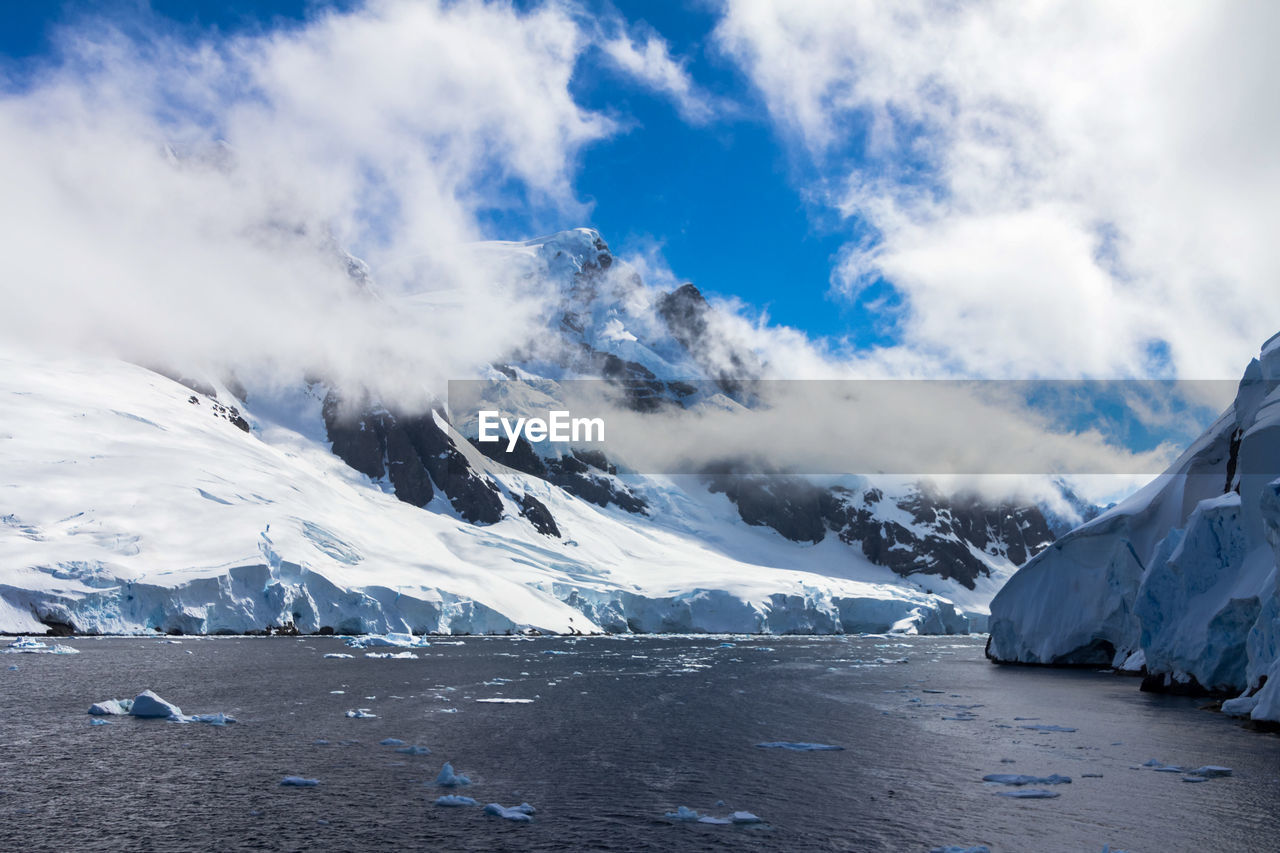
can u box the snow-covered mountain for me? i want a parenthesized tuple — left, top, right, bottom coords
(0, 229, 1077, 637)
(987, 332, 1280, 724)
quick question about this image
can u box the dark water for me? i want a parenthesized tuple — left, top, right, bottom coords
(0, 635, 1275, 852)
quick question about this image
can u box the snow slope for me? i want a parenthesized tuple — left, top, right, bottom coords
(0, 349, 972, 636)
(988, 332, 1280, 723)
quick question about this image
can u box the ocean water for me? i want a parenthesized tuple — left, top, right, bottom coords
(1, 634, 1275, 852)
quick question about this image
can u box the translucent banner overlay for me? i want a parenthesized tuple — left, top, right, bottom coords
(448, 378, 1266, 476)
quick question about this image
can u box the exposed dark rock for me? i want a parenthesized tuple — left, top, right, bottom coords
(517, 493, 560, 537)
(1140, 670, 1239, 699)
(706, 474, 829, 544)
(40, 617, 75, 637)
(657, 282, 760, 396)
(317, 626, 335, 636)
(322, 390, 504, 524)
(705, 472, 1053, 589)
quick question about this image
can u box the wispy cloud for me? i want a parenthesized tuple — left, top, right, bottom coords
(715, 0, 1280, 380)
(0, 0, 612, 403)
(599, 24, 719, 124)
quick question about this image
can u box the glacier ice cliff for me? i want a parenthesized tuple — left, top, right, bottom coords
(988, 332, 1280, 723)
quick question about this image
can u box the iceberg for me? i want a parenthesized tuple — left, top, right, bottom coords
(435, 762, 471, 787)
(280, 776, 319, 787)
(128, 690, 183, 718)
(88, 699, 134, 716)
(982, 773, 1071, 786)
(483, 802, 534, 822)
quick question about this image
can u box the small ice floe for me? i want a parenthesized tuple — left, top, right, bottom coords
(541, 649, 570, 655)
(280, 776, 320, 787)
(930, 846, 991, 853)
(88, 699, 134, 716)
(395, 745, 431, 756)
(312, 739, 330, 746)
(379, 738, 406, 746)
(435, 762, 471, 787)
(159, 639, 182, 645)
(755, 742, 844, 751)
(995, 789, 1059, 798)
(89, 719, 111, 726)
(365, 651, 419, 660)
(665, 806, 700, 821)
(435, 795, 478, 807)
(1019, 724, 1077, 732)
(5, 637, 78, 655)
(726, 811, 762, 824)
(6, 664, 16, 670)
(345, 708, 376, 718)
(983, 774, 1071, 786)
(1190, 766, 1232, 778)
(186, 713, 235, 726)
(475, 698, 533, 704)
(718, 643, 736, 648)
(483, 802, 535, 822)
(323, 653, 354, 659)
(346, 633, 430, 650)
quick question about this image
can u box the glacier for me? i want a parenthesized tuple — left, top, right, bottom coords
(988, 332, 1280, 723)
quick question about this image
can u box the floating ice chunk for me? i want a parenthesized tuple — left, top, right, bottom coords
(475, 698, 533, 704)
(718, 643, 736, 648)
(435, 795, 478, 807)
(435, 762, 471, 787)
(541, 650, 570, 655)
(1190, 766, 1232, 777)
(129, 690, 183, 718)
(348, 633, 430, 649)
(365, 651, 419, 660)
(755, 742, 844, 751)
(6, 665, 16, 670)
(930, 847, 992, 853)
(280, 776, 319, 787)
(1142, 759, 1163, 767)
(995, 789, 1059, 798)
(379, 738, 406, 746)
(665, 806, 700, 820)
(89, 719, 111, 726)
(5, 637, 78, 655)
(983, 774, 1071, 786)
(185, 712, 235, 726)
(729, 811, 763, 824)
(312, 739, 330, 746)
(345, 708, 376, 718)
(698, 816, 732, 825)
(1221, 695, 1259, 717)
(1019, 724, 1077, 732)
(395, 745, 431, 756)
(323, 653, 354, 659)
(88, 699, 134, 716)
(483, 803, 534, 822)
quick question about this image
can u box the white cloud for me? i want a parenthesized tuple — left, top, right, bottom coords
(715, 0, 1280, 379)
(0, 0, 612, 404)
(600, 27, 717, 124)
